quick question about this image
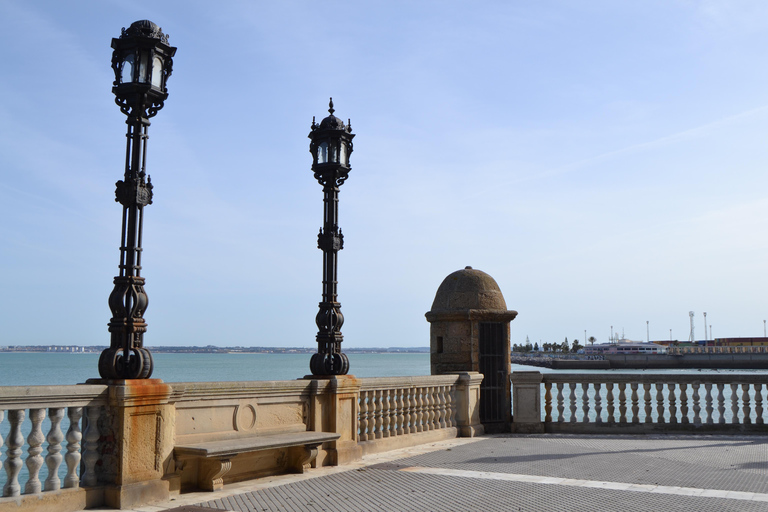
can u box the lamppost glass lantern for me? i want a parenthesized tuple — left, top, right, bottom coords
(110, 20, 175, 119)
(98, 21, 176, 380)
(308, 98, 355, 376)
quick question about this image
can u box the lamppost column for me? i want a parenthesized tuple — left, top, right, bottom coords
(308, 99, 355, 376)
(98, 20, 176, 380)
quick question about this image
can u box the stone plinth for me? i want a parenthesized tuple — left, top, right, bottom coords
(85, 378, 176, 509)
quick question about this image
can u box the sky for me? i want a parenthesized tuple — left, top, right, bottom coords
(2, 0, 768, 349)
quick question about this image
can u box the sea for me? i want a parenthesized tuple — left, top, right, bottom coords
(0, 351, 434, 387)
(3, 351, 768, 387)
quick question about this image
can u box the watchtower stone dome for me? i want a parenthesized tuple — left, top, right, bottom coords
(430, 266, 507, 312)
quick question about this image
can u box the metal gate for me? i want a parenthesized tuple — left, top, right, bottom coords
(479, 322, 507, 423)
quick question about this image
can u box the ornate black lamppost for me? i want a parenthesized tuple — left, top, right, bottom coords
(308, 99, 355, 376)
(98, 21, 176, 379)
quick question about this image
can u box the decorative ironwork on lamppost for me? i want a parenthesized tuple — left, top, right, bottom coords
(98, 20, 176, 380)
(308, 98, 355, 376)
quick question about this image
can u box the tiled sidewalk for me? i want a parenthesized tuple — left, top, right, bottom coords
(96, 434, 768, 512)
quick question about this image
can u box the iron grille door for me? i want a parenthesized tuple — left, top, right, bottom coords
(479, 322, 506, 423)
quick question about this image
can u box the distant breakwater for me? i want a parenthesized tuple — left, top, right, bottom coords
(512, 353, 768, 370)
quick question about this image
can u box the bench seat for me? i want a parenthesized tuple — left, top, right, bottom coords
(174, 431, 340, 491)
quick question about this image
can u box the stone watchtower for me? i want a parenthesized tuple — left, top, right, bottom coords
(425, 267, 517, 431)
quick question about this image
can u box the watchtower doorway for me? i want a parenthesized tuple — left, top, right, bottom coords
(479, 322, 508, 426)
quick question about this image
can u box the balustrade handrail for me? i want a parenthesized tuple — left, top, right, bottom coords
(0, 384, 108, 410)
(359, 375, 460, 391)
(537, 374, 768, 385)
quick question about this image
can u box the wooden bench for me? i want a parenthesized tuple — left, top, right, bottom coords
(174, 431, 340, 491)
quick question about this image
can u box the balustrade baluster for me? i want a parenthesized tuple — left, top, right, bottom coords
(692, 383, 701, 425)
(581, 383, 590, 423)
(544, 382, 552, 422)
(755, 384, 764, 425)
(630, 383, 639, 423)
(25, 408, 46, 494)
(438, 386, 447, 429)
(44, 407, 65, 491)
(396, 389, 405, 435)
(704, 383, 713, 424)
(568, 383, 577, 422)
(655, 383, 665, 424)
(381, 389, 391, 438)
(680, 384, 689, 424)
(359, 392, 369, 441)
(427, 386, 436, 430)
(367, 391, 377, 439)
(3, 409, 26, 497)
(367, 391, 376, 439)
(445, 386, 454, 428)
(82, 406, 100, 487)
(643, 383, 652, 423)
(556, 383, 565, 422)
(404, 388, 413, 433)
(618, 383, 627, 423)
(411, 388, 419, 434)
(390, 389, 399, 436)
(426, 386, 435, 430)
(594, 383, 602, 423)
(742, 384, 752, 425)
(606, 383, 615, 424)
(668, 383, 677, 424)
(434, 386, 442, 429)
(730, 383, 740, 425)
(392, 389, 401, 436)
(374, 390, 384, 438)
(64, 407, 82, 488)
(717, 383, 725, 424)
(416, 387, 428, 432)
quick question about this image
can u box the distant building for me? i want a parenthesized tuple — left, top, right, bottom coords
(585, 342, 667, 355)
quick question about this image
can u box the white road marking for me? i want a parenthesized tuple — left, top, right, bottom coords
(398, 466, 768, 503)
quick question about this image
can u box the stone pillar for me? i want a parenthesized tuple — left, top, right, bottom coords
(87, 379, 176, 510)
(510, 371, 544, 433)
(454, 372, 485, 437)
(307, 376, 362, 467)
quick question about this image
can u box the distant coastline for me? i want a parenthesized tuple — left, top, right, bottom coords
(0, 345, 430, 355)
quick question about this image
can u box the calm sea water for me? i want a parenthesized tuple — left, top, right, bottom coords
(3, 352, 768, 387)
(0, 352, 433, 386)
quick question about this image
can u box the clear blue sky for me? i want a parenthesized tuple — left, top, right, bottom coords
(2, 0, 768, 348)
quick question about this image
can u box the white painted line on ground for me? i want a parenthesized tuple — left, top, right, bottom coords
(398, 466, 768, 503)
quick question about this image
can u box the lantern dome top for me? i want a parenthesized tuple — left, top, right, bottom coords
(121, 20, 169, 44)
(313, 98, 351, 132)
(429, 266, 508, 312)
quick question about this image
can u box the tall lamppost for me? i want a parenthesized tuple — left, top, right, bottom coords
(308, 99, 355, 376)
(98, 21, 176, 380)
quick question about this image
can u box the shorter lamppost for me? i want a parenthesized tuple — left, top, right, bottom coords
(308, 99, 355, 376)
(98, 20, 176, 379)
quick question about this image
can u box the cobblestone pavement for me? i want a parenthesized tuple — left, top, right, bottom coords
(108, 434, 768, 512)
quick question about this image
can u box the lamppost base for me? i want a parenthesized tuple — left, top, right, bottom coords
(309, 352, 350, 376)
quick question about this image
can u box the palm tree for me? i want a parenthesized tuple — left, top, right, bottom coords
(588, 336, 597, 346)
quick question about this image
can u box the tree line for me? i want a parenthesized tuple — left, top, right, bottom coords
(512, 336, 597, 354)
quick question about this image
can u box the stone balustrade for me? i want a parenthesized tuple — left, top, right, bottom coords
(511, 371, 768, 433)
(356, 374, 483, 454)
(0, 384, 108, 508)
(0, 373, 483, 512)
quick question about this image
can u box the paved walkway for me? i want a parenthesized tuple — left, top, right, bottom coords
(102, 434, 768, 512)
